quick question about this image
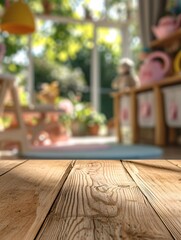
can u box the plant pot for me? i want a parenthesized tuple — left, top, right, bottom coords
(87, 124, 100, 136)
(71, 120, 87, 136)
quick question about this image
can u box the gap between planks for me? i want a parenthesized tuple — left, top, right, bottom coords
(36, 160, 173, 240)
(123, 159, 181, 240)
(0, 160, 27, 176)
(0, 159, 75, 240)
(167, 160, 181, 169)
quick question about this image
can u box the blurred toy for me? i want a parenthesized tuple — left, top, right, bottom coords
(112, 58, 140, 91)
(152, 14, 181, 39)
(139, 51, 171, 85)
(37, 81, 60, 105)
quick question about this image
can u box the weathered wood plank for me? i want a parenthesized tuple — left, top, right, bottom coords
(167, 160, 181, 168)
(0, 160, 27, 176)
(36, 160, 173, 240)
(123, 160, 181, 240)
(37, 216, 124, 240)
(0, 160, 73, 240)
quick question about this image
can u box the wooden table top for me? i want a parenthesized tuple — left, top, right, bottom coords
(4, 105, 65, 114)
(0, 159, 181, 240)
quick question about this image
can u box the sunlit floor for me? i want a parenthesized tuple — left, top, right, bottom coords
(0, 135, 181, 159)
(0, 159, 181, 239)
(0, 136, 117, 158)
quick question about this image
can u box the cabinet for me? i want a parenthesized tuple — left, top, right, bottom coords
(112, 28, 181, 146)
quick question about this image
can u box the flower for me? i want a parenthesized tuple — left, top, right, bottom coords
(58, 99, 74, 114)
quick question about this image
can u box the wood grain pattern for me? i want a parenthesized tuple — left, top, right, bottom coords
(37, 216, 124, 240)
(0, 160, 26, 176)
(0, 160, 73, 240)
(123, 160, 181, 240)
(167, 160, 181, 168)
(36, 160, 173, 240)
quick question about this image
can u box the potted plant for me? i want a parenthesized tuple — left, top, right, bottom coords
(58, 112, 72, 137)
(86, 111, 106, 136)
(71, 102, 92, 136)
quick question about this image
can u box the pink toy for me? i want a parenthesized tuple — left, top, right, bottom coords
(152, 14, 181, 39)
(139, 51, 171, 85)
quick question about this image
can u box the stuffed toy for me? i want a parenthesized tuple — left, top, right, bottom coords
(112, 58, 140, 91)
(37, 81, 60, 105)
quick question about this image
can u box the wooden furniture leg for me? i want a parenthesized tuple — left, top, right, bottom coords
(154, 86, 166, 146)
(0, 75, 29, 155)
(114, 94, 121, 142)
(130, 91, 138, 143)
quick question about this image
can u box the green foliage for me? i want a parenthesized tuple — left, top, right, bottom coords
(59, 112, 72, 129)
(18, 88, 29, 106)
(34, 57, 86, 96)
(86, 112, 106, 126)
(0, 116, 12, 129)
(71, 101, 106, 127)
(72, 102, 92, 124)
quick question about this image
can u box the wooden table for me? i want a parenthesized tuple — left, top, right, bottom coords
(4, 105, 65, 145)
(0, 159, 181, 239)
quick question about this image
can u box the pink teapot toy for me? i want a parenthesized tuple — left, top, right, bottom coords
(152, 14, 181, 39)
(139, 51, 171, 85)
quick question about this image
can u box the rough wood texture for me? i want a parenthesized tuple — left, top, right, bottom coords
(0, 160, 73, 240)
(0, 160, 26, 176)
(36, 160, 173, 240)
(123, 160, 181, 240)
(168, 160, 181, 168)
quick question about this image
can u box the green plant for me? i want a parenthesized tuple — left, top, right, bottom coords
(86, 111, 106, 127)
(59, 112, 72, 129)
(0, 116, 12, 129)
(72, 102, 92, 123)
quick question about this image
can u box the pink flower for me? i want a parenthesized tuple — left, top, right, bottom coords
(59, 99, 74, 114)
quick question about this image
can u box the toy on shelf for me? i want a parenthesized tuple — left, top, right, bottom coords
(152, 14, 181, 39)
(36, 81, 60, 105)
(139, 51, 171, 85)
(111, 58, 140, 91)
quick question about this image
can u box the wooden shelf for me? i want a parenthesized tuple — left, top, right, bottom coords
(4, 105, 65, 114)
(150, 28, 181, 48)
(113, 74, 181, 97)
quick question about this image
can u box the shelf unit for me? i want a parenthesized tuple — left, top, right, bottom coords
(150, 28, 181, 49)
(112, 27, 181, 146)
